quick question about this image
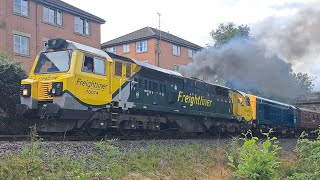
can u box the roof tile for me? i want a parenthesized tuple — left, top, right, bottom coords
(102, 27, 202, 49)
(41, 0, 105, 24)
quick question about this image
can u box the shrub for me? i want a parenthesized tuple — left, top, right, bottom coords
(0, 53, 29, 134)
(286, 130, 320, 180)
(227, 130, 282, 180)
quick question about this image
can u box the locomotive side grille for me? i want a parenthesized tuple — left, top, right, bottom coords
(38, 82, 53, 100)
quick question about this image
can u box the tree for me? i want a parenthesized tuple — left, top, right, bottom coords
(210, 22, 250, 48)
(292, 72, 315, 93)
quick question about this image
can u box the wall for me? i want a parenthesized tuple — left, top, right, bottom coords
(0, 0, 102, 72)
(107, 38, 193, 71)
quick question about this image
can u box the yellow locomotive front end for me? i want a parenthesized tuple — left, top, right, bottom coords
(16, 39, 113, 133)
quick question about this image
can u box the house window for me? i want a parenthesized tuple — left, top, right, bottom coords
(44, 41, 48, 48)
(173, 65, 180, 72)
(74, 16, 90, 35)
(136, 40, 147, 53)
(14, 35, 29, 55)
(107, 47, 116, 54)
(43, 6, 62, 26)
(188, 49, 194, 58)
(14, 0, 28, 16)
(173, 45, 181, 56)
(123, 44, 130, 53)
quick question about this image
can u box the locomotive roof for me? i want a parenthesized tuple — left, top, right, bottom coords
(105, 52, 183, 77)
(132, 60, 183, 77)
(298, 108, 320, 113)
(256, 96, 296, 109)
(105, 52, 136, 63)
(67, 40, 111, 58)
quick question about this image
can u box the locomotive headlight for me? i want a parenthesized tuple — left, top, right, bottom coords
(21, 84, 31, 97)
(22, 89, 29, 96)
(51, 82, 63, 96)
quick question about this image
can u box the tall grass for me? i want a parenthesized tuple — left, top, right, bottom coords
(0, 140, 228, 180)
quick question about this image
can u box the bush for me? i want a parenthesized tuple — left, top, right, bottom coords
(286, 130, 320, 180)
(227, 130, 282, 180)
(0, 53, 28, 134)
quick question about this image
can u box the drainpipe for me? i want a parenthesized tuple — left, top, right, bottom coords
(35, 0, 40, 53)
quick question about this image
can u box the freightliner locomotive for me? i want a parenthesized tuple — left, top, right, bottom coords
(16, 39, 320, 136)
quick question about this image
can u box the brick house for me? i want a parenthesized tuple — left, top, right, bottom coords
(0, 0, 105, 71)
(101, 27, 202, 71)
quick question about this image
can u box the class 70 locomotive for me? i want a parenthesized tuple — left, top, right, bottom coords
(16, 39, 320, 136)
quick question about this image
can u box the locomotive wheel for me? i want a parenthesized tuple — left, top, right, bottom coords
(119, 128, 134, 137)
(86, 127, 104, 137)
(146, 130, 161, 137)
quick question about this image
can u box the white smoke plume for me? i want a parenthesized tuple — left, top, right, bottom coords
(183, 2, 320, 99)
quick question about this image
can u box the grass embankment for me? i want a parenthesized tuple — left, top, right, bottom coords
(0, 141, 230, 180)
(0, 130, 319, 180)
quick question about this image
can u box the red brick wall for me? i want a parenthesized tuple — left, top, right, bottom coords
(157, 40, 192, 70)
(105, 38, 193, 71)
(112, 39, 157, 65)
(0, 0, 102, 72)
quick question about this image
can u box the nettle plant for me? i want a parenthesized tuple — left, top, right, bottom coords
(227, 129, 282, 180)
(286, 129, 320, 180)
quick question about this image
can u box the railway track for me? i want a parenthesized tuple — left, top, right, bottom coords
(0, 132, 303, 142)
(0, 132, 233, 142)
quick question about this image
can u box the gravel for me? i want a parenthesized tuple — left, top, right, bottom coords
(0, 138, 298, 158)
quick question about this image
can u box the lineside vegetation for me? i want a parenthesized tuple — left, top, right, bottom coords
(0, 130, 319, 179)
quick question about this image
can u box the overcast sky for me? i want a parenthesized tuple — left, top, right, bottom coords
(63, 0, 319, 90)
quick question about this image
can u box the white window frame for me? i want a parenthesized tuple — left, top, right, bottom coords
(14, 35, 29, 55)
(123, 44, 130, 53)
(13, 0, 28, 16)
(43, 6, 62, 26)
(74, 16, 90, 35)
(188, 49, 194, 58)
(93, 57, 106, 75)
(173, 45, 181, 56)
(136, 40, 147, 53)
(107, 47, 116, 54)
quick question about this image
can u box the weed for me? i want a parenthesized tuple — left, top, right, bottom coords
(286, 129, 320, 180)
(227, 129, 282, 180)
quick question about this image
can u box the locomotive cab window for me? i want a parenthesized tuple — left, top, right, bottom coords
(34, 50, 72, 74)
(82, 55, 105, 75)
(246, 97, 251, 106)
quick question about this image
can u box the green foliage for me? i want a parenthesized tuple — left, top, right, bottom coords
(286, 130, 320, 180)
(292, 72, 315, 93)
(227, 130, 282, 180)
(0, 140, 219, 179)
(0, 53, 29, 134)
(210, 22, 250, 48)
(0, 53, 27, 116)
